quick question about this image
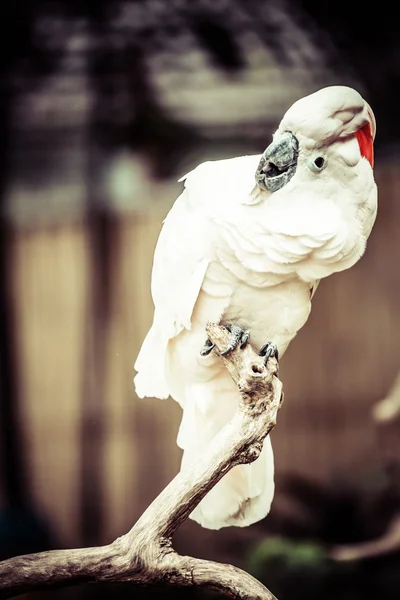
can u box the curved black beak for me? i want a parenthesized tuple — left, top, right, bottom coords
(255, 131, 299, 192)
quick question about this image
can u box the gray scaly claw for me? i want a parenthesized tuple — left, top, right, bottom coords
(259, 341, 279, 366)
(220, 324, 250, 356)
(200, 324, 250, 357)
(200, 338, 215, 356)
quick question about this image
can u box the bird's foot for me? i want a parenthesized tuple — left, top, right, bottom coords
(200, 337, 215, 356)
(220, 324, 250, 356)
(200, 324, 250, 357)
(259, 341, 279, 370)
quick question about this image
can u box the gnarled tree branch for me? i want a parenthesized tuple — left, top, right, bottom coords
(0, 322, 283, 600)
(330, 514, 400, 562)
(331, 370, 400, 562)
(373, 370, 400, 425)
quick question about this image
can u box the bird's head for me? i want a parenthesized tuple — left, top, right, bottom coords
(255, 86, 376, 194)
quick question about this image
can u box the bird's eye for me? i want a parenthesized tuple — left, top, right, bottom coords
(307, 155, 326, 173)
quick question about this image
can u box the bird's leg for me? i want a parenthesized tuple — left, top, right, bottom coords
(200, 324, 250, 357)
(259, 341, 279, 365)
(200, 337, 215, 356)
(219, 324, 250, 356)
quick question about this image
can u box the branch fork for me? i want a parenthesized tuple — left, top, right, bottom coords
(0, 322, 283, 600)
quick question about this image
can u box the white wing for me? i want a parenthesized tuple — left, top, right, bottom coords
(134, 173, 215, 399)
(134, 154, 266, 400)
(151, 193, 211, 339)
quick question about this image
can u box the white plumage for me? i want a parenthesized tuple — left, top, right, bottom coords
(134, 86, 378, 529)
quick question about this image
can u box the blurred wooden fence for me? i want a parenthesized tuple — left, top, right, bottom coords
(3, 161, 400, 551)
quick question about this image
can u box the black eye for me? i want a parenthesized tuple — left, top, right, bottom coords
(307, 155, 327, 173)
(314, 156, 325, 169)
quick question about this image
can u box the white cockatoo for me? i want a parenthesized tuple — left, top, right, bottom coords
(134, 86, 377, 530)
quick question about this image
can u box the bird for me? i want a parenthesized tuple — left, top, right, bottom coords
(134, 85, 378, 530)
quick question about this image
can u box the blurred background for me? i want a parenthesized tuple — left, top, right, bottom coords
(1, 1, 400, 599)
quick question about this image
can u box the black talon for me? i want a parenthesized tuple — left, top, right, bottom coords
(259, 341, 279, 364)
(200, 338, 215, 356)
(220, 324, 250, 356)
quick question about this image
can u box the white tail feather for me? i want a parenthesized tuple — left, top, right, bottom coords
(177, 381, 275, 529)
(182, 437, 274, 529)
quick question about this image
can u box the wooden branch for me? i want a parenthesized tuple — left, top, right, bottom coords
(373, 371, 400, 424)
(330, 514, 400, 562)
(0, 322, 283, 600)
(371, 370, 400, 486)
(331, 370, 400, 562)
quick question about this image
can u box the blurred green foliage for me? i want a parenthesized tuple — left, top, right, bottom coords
(247, 536, 353, 599)
(246, 468, 400, 600)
